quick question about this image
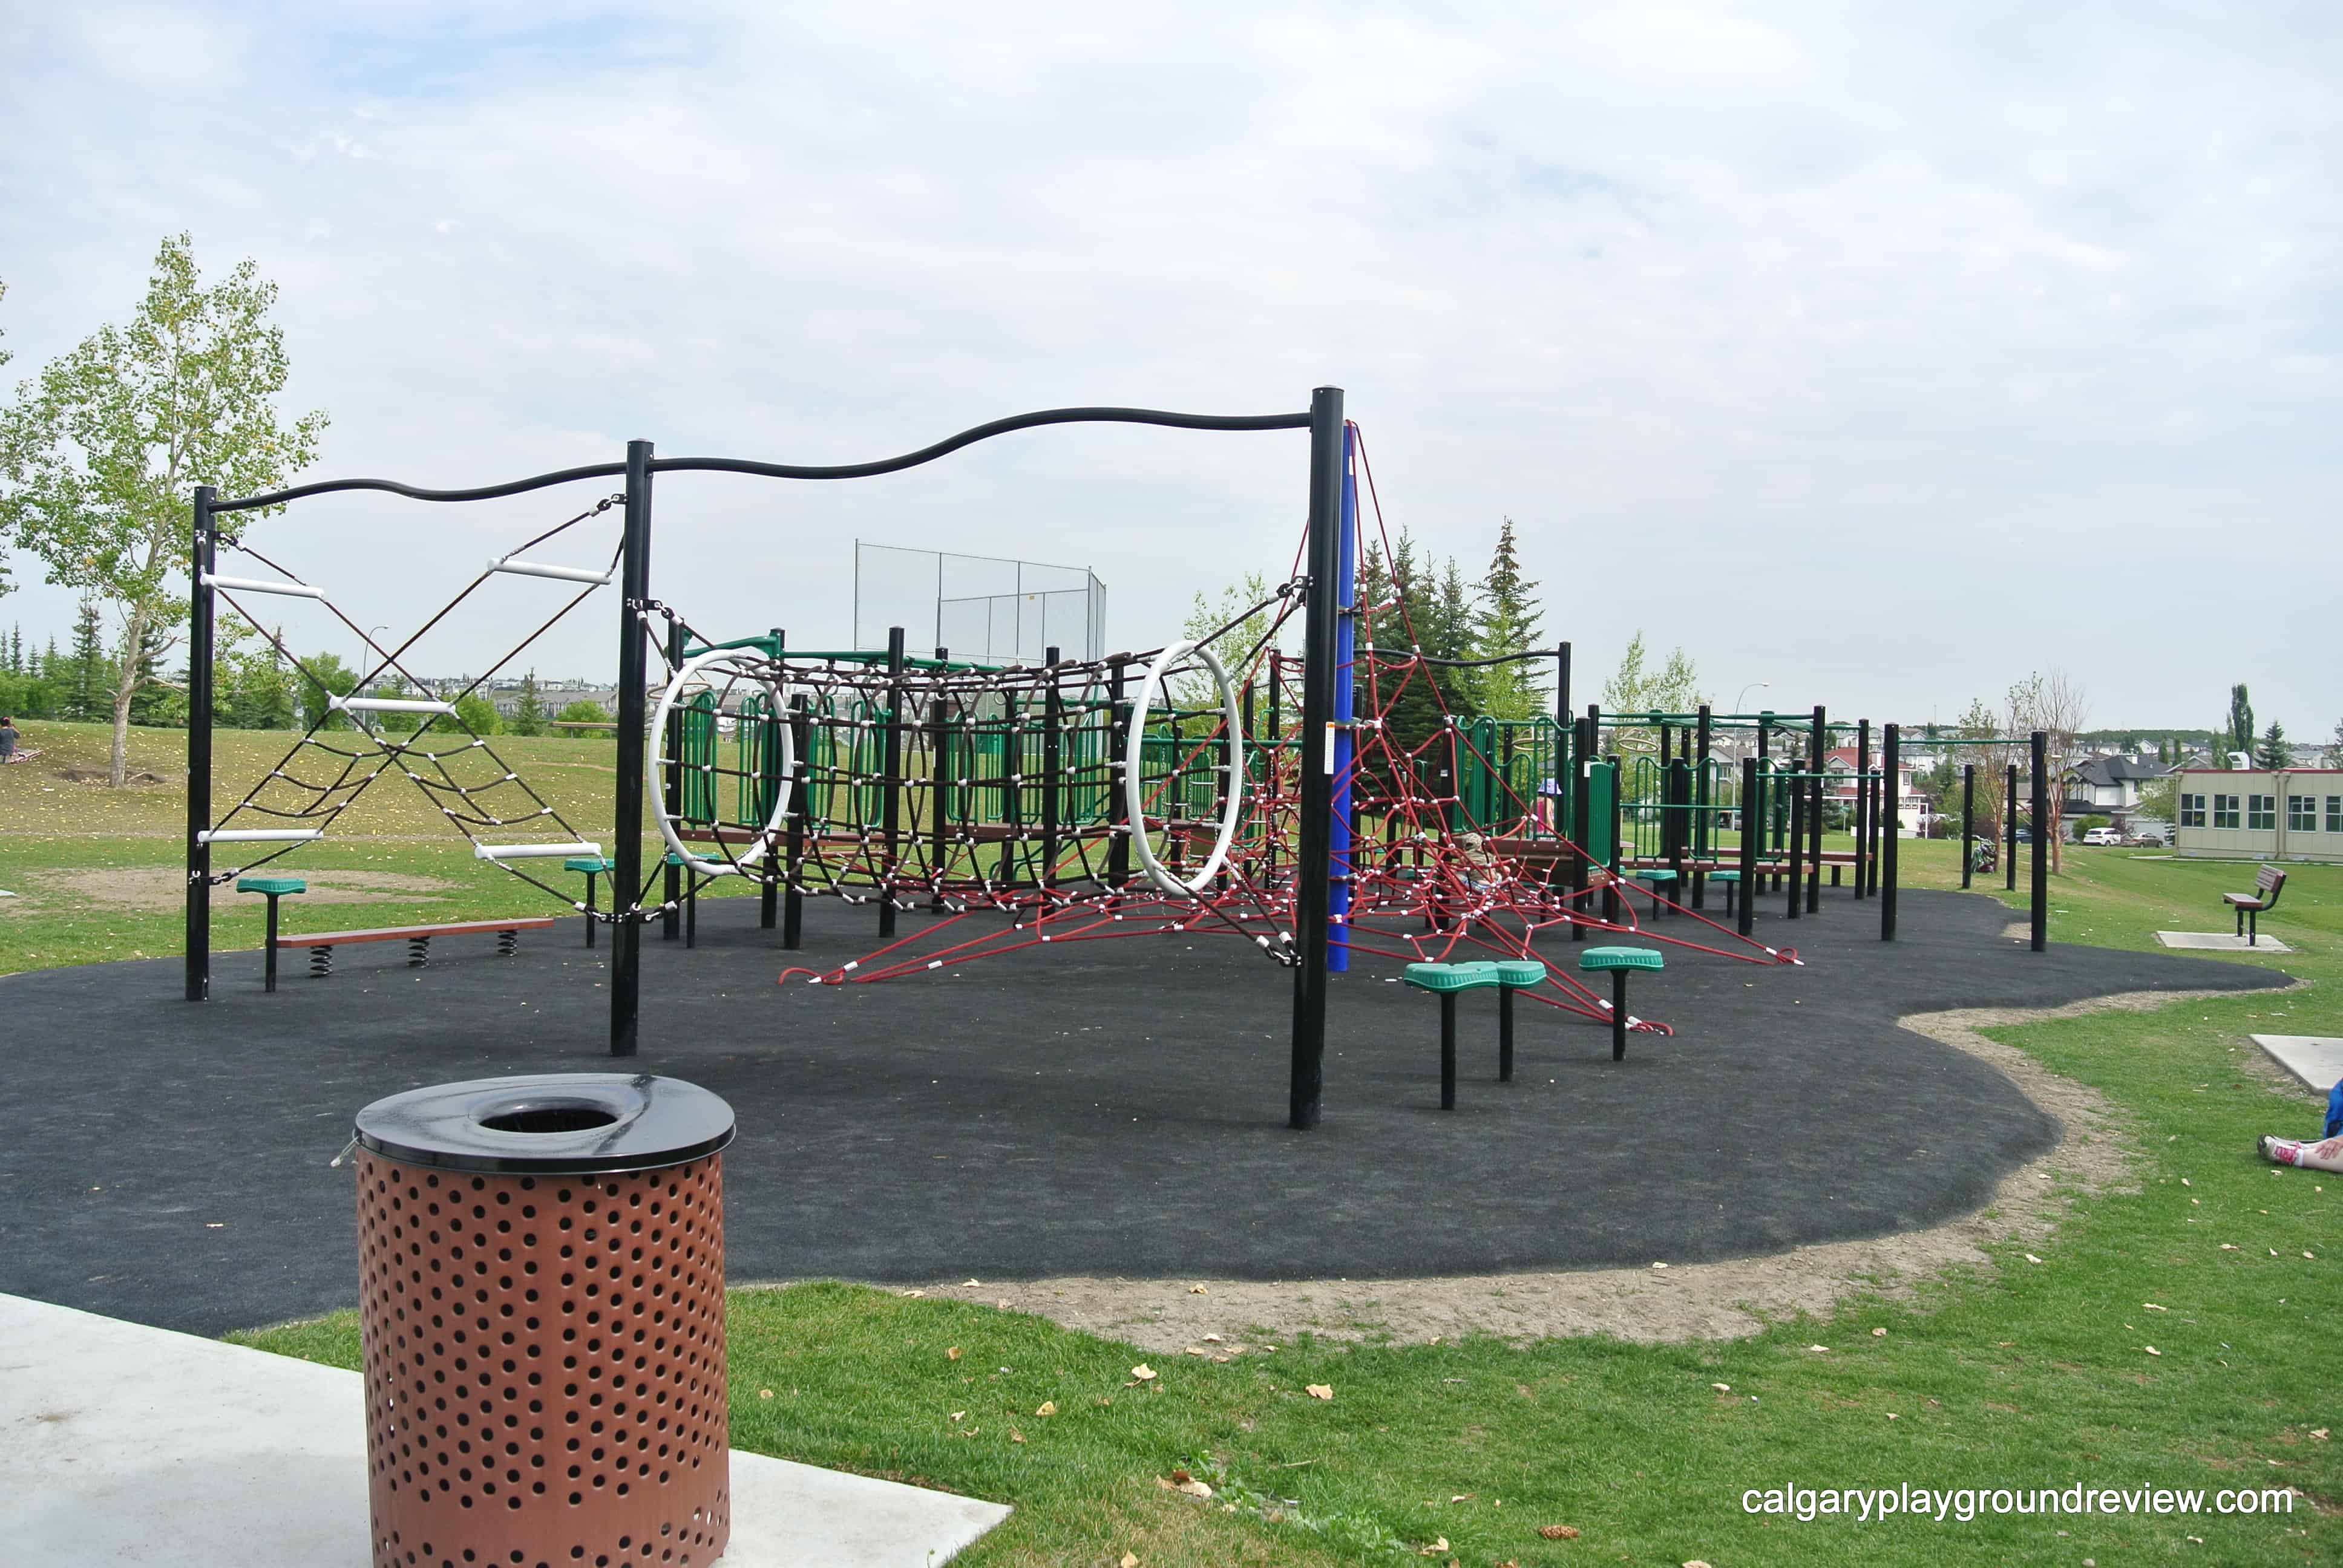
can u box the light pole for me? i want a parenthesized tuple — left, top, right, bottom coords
(1732, 682, 1770, 759)
(362, 626, 390, 690)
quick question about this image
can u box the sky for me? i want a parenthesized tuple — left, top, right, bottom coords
(2, 1, 2338, 737)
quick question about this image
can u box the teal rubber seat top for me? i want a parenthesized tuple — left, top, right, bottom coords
(1579, 946, 1665, 972)
(1634, 868, 1679, 881)
(1403, 961, 1502, 993)
(565, 855, 616, 873)
(235, 875, 306, 895)
(1707, 870, 1742, 881)
(1489, 959, 1547, 987)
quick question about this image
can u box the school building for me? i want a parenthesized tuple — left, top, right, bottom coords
(2171, 768, 2343, 863)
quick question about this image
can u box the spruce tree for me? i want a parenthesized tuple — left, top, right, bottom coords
(510, 671, 546, 737)
(69, 599, 107, 721)
(2256, 721, 2292, 771)
(1469, 515, 1547, 721)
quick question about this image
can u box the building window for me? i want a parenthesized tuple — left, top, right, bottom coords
(2289, 795, 2317, 832)
(2180, 793, 2206, 828)
(2214, 794, 2240, 829)
(2248, 794, 2276, 831)
(2330, 796, 2343, 834)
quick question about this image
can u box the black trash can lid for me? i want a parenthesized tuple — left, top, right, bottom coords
(354, 1073, 735, 1175)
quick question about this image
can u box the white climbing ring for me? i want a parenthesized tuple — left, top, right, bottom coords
(1121, 638, 1245, 898)
(647, 648, 797, 877)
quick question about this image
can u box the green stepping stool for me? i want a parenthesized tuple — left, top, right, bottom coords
(1631, 867, 1680, 917)
(1707, 869, 1742, 920)
(1578, 946, 1665, 1060)
(1403, 959, 1550, 1108)
(237, 875, 307, 993)
(1403, 962, 1499, 1109)
(565, 855, 616, 949)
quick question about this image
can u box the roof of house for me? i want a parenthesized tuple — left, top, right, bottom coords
(2066, 755, 2166, 786)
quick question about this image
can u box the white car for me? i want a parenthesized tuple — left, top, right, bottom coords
(2080, 826, 2122, 846)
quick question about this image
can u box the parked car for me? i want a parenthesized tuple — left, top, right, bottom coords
(2128, 830, 2170, 848)
(2082, 826, 2122, 846)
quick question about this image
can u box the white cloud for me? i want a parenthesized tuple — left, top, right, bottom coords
(0, 1, 2337, 731)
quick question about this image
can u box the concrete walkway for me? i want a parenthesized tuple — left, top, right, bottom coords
(0, 1294, 1009, 1567)
(2252, 1034, 2343, 1093)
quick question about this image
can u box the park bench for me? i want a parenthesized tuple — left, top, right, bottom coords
(281, 916, 555, 978)
(2222, 866, 2287, 946)
(1402, 958, 1547, 1109)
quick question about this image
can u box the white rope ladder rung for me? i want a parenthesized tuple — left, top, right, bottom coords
(488, 557, 615, 585)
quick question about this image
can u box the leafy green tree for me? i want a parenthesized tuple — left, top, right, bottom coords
(1176, 571, 1286, 712)
(127, 617, 177, 726)
(370, 676, 421, 734)
(0, 235, 326, 785)
(454, 690, 501, 735)
(1468, 515, 1547, 721)
(296, 651, 359, 731)
(2256, 721, 2292, 771)
(552, 698, 611, 727)
(2226, 684, 2255, 762)
(508, 671, 546, 736)
(1599, 632, 1702, 754)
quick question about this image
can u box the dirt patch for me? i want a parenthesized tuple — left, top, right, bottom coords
(21, 866, 459, 912)
(783, 986, 2284, 1350)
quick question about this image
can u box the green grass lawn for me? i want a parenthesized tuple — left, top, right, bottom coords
(10, 721, 2342, 1563)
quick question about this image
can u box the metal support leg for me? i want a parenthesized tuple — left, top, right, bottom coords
(263, 895, 281, 993)
(1499, 987, 1516, 1083)
(1612, 971, 1629, 1061)
(1440, 992, 1458, 1110)
(584, 871, 598, 949)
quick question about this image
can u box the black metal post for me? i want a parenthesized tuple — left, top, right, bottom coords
(184, 486, 217, 1002)
(928, 645, 951, 913)
(610, 439, 653, 1057)
(1263, 650, 1281, 883)
(1881, 723, 1901, 941)
(783, 691, 810, 949)
(1041, 645, 1062, 903)
(1807, 705, 1825, 912)
(1784, 762, 1804, 921)
(1738, 756, 1758, 937)
(1107, 656, 1132, 895)
(2005, 762, 2019, 893)
(1289, 385, 1343, 1131)
(1961, 763, 1976, 889)
(880, 626, 906, 937)
(1853, 718, 1870, 901)
(761, 627, 784, 929)
(1693, 703, 1712, 907)
(1607, 750, 1624, 926)
(1439, 991, 1458, 1111)
(2031, 729, 2048, 952)
(1499, 987, 1516, 1083)
(1570, 711, 1594, 939)
(661, 618, 684, 941)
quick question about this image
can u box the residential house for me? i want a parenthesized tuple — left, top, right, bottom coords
(2060, 754, 2167, 831)
(1820, 746, 1930, 835)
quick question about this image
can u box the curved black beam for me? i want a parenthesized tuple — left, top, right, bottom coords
(211, 405, 1312, 514)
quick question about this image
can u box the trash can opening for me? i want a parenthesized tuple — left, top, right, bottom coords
(476, 1097, 620, 1134)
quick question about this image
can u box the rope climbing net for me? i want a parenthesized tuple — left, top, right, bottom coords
(193, 493, 647, 916)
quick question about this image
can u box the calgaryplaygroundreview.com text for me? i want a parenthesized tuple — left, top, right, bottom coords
(1741, 1482, 2298, 1523)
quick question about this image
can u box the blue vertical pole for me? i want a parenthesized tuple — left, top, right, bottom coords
(1328, 423, 1358, 972)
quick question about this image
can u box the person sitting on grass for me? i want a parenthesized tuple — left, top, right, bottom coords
(2256, 1080, 2343, 1174)
(0, 715, 19, 763)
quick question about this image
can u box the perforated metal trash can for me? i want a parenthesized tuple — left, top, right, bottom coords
(352, 1074, 736, 1568)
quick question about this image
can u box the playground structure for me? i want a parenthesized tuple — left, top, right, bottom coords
(179, 390, 2061, 1128)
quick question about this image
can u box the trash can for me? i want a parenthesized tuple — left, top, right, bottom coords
(352, 1074, 736, 1568)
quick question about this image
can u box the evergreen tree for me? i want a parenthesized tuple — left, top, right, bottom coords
(68, 598, 108, 720)
(509, 671, 546, 737)
(2227, 684, 2255, 760)
(128, 619, 175, 725)
(1468, 515, 1547, 721)
(2256, 721, 2293, 771)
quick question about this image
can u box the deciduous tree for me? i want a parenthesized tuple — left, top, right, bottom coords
(0, 235, 326, 785)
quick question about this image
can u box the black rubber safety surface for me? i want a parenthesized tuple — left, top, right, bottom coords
(0, 885, 2283, 1336)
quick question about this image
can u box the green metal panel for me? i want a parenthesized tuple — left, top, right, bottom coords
(1584, 760, 1617, 864)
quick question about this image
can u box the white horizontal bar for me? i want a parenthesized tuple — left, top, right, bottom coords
(332, 695, 458, 715)
(202, 572, 325, 599)
(490, 557, 614, 585)
(474, 841, 604, 861)
(198, 828, 324, 844)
